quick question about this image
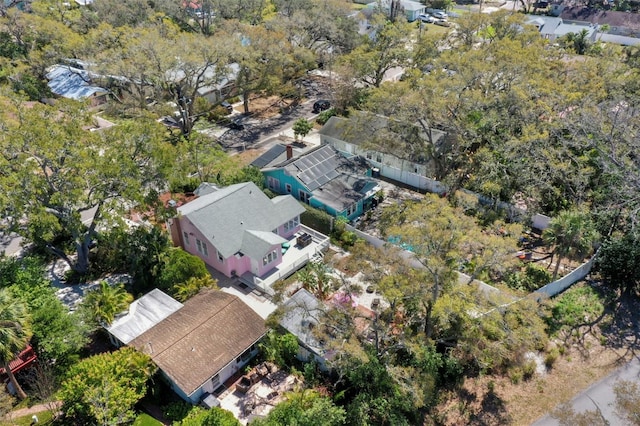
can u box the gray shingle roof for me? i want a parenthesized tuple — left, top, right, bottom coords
(130, 290, 266, 397)
(177, 182, 304, 258)
(279, 145, 380, 212)
(240, 230, 287, 261)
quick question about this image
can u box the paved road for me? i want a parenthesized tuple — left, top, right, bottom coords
(217, 77, 331, 152)
(531, 357, 640, 425)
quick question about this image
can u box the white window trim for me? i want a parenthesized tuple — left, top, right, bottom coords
(183, 231, 190, 245)
(196, 239, 209, 257)
(262, 249, 278, 266)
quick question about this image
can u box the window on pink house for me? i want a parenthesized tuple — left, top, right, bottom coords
(283, 216, 299, 233)
(196, 239, 209, 257)
(262, 250, 278, 266)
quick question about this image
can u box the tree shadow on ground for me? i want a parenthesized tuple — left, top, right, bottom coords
(447, 385, 511, 426)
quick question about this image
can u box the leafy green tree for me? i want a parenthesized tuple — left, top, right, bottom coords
(81, 281, 133, 326)
(339, 16, 412, 87)
(157, 248, 210, 294)
(382, 195, 473, 340)
(0, 101, 171, 276)
(95, 226, 171, 295)
(179, 406, 240, 426)
(595, 232, 640, 295)
(0, 288, 31, 400)
(563, 29, 592, 55)
(336, 351, 416, 425)
(543, 210, 598, 280)
(252, 390, 346, 426)
(0, 257, 88, 370)
(173, 276, 218, 302)
(259, 330, 299, 367)
(293, 118, 313, 140)
(58, 347, 155, 425)
(231, 22, 315, 114)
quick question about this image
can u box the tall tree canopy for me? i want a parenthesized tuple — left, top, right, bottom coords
(0, 100, 171, 276)
(58, 347, 156, 425)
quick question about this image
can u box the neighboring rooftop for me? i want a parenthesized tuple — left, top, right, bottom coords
(279, 289, 326, 356)
(319, 114, 447, 165)
(177, 182, 305, 259)
(106, 289, 183, 345)
(130, 290, 267, 397)
(46, 65, 108, 101)
(560, 6, 640, 31)
(263, 144, 380, 212)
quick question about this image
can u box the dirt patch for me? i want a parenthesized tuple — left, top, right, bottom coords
(246, 95, 297, 120)
(433, 289, 639, 425)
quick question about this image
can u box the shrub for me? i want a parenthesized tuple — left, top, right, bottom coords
(545, 348, 560, 369)
(169, 177, 199, 194)
(163, 401, 194, 422)
(522, 359, 536, 380)
(316, 108, 336, 125)
(300, 204, 332, 235)
(545, 285, 605, 335)
(509, 368, 523, 384)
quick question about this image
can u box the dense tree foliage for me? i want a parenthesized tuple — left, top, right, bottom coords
(81, 280, 133, 326)
(0, 288, 31, 399)
(251, 390, 346, 426)
(0, 257, 88, 372)
(58, 347, 155, 425)
(0, 102, 171, 276)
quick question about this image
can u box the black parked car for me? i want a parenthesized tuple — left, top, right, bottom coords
(313, 99, 331, 113)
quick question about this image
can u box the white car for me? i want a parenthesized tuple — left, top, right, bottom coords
(433, 11, 448, 19)
(418, 13, 436, 23)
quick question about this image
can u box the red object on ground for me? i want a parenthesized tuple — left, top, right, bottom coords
(0, 345, 37, 379)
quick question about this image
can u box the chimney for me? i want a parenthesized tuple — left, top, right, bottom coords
(286, 144, 293, 160)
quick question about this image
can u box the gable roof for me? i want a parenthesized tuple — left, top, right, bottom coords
(271, 145, 380, 212)
(241, 230, 287, 261)
(130, 290, 266, 397)
(106, 289, 183, 345)
(177, 182, 304, 258)
(46, 65, 108, 100)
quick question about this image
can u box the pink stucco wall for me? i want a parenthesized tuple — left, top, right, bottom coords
(175, 216, 302, 279)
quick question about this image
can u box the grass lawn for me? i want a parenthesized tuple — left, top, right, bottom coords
(2, 410, 54, 426)
(133, 413, 164, 426)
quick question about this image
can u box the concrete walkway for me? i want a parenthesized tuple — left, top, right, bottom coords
(3, 401, 61, 423)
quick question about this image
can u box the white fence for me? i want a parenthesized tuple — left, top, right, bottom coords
(534, 252, 599, 298)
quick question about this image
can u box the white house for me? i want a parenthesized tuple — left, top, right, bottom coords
(319, 115, 448, 193)
(366, 0, 426, 22)
(525, 15, 597, 42)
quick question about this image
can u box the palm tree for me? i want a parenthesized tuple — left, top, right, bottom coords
(0, 288, 32, 400)
(82, 281, 133, 326)
(543, 210, 598, 280)
(565, 29, 591, 55)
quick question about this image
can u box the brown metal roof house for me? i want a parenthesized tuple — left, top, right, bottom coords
(130, 290, 266, 404)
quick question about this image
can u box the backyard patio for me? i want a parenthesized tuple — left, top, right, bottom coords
(217, 363, 301, 425)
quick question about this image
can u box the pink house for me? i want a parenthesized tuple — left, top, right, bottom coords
(168, 182, 306, 281)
